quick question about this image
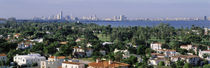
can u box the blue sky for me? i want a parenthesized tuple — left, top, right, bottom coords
(0, 0, 209, 19)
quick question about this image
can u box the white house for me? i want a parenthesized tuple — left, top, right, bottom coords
(157, 49, 177, 57)
(180, 44, 198, 53)
(86, 43, 92, 47)
(62, 61, 85, 68)
(41, 56, 70, 68)
(30, 38, 43, 43)
(171, 55, 200, 65)
(102, 42, 113, 46)
(14, 53, 46, 66)
(199, 50, 210, 58)
(0, 54, 7, 62)
(114, 49, 130, 58)
(73, 47, 93, 57)
(150, 43, 162, 51)
(149, 58, 166, 65)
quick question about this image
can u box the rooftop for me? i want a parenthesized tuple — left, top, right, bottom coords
(63, 61, 82, 65)
(88, 60, 129, 67)
(0, 53, 6, 56)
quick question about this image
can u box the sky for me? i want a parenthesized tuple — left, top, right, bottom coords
(0, 0, 210, 19)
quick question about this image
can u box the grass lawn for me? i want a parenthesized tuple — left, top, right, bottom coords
(97, 34, 111, 41)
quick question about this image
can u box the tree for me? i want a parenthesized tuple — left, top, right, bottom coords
(158, 61, 165, 66)
(183, 63, 191, 68)
(203, 64, 210, 68)
(137, 45, 147, 55)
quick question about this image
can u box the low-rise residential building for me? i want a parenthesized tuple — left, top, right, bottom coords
(149, 58, 166, 65)
(16, 42, 33, 50)
(62, 61, 85, 68)
(88, 59, 129, 68)
(171, 55, 200, 65)
(150, 43, 162, 51)
(86, 43, 92, 47)
(41, 56, 70, 68)
(180, 44, 198, 53)
(199, 50, 210, 58)
(0, 54, 7, 62)
(73, 46, 93, 57)
(157, 49, 177, 57)
(30, 38, 44, 43)
(102, 42, 113, 46)
(114, 49, 130, 58)
(151, 53, 165, 58)
(14, 53, 46, 66)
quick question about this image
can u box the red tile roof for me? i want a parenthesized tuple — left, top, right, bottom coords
(0, 54, 6, 56)
(88, 60, 129, 68)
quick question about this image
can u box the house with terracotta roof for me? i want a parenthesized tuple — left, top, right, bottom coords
(0, 53, 7, 62)
(150, 42, 162, 51)
(171, 55, 200, 65)
(14, 33, 21, 38)
(151, 53, 165, 58)
(88, 59, 130, 68)
(41, 56, 71, 68)
(62, 61, 85, 68)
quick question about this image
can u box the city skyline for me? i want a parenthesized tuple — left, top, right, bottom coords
(0, 0, 210, 19)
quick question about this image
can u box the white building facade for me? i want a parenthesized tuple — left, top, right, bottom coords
(13, 54, 46, 66)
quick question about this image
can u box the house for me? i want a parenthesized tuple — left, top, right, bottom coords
(30, 38, 44, 43)
(60, 41, 68, 45)
(102, 42, 113, 46)
(14, 33, 21, 38)
(151, 53, 165, 58)
(86, 43, 92, 47)
(171, 55, 200, 65)
(14, 53, 46, 66)
(199, 50, 210, 58)
(62, 61, 85, 68)
(157, 49, 177, 57)
(180, 44, 198, 53)
(75, 38, 84, 42)
(150, 43, 162, 51)
(88, 59, 129, 68)
(73, 46, 93, 57)
(0, 54, 7, 62)
(149, 58, 166, 65)
(0, 18, 6, 23)
(41, 56, 70, 68)
(114, 49, 130, 58)
(16, 42, 33, 50)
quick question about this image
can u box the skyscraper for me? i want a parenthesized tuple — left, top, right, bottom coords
(204, 16, 207, 21)
(56, 11, 63, 20)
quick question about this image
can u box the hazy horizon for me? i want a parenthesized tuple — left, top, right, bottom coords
(0, 0, 210, 19)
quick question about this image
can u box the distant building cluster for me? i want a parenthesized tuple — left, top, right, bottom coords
(19, 11, 209, 21)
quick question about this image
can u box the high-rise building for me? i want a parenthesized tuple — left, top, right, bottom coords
(119, 15, 127, 21)
(204, 16, 207, 21)
(56, 11, 63, 20)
